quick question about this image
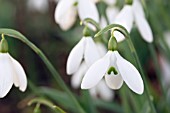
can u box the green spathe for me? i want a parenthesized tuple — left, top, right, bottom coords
(108, 36, 117, 51)
(0, 34, 8, 53)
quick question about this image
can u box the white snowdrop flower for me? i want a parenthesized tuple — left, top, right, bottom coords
(0, 36, 27, 98)
(27, 0, 49, 13)
(71, 42, 107, 88)
(67, 37, 100, 75)
(81, 50, 144, 95)
(70, 43, 114, 101)
(54, 0, 99, 30)
(113, 0, 153, 43)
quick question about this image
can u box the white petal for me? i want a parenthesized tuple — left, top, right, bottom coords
(54, 0, 77, 30)
(71, 62, 88, 88)
(113, 31, 126, 42)
(113, 5, 133, 42)
(27, 0, 49, 13)
(132, 0, 145, 17)
(114, 5, 133, 32)
(0, 53, 13, 98)
(106, 6, 119, 24)
(100, 16, 107, 29)
(135, 14, 153, 43)
(84, 37, 100, 67)
(78, 0, 99, 30)
(97, 80, 114, 101)
(89, 87, 98, 99)
(104, 0, 117, 5)
(81, 51, 112, 89)
(115, 51, 144, 94)
(67, 38, 85, 75)
(105, 74, 123, 90)
(10, 56, 27, 92)
(96, 43, 107, 57)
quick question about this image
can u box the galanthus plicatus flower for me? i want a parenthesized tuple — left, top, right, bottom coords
(27, 0, 49, 13)
(81, 50, 144, 94)
(0, 37, 27, 98)
(67, 37, 100, 75)
(113, 0, 153, 43)
(70, 43, 114, 101)
(54, 0, 99, 30)
(71, 43, 107, 88)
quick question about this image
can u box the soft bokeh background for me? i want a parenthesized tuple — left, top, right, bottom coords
(0, 0, 170, 113)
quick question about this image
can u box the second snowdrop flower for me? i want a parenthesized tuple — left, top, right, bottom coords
(81, 36, 144, 95)
(113, 0, 153, 43)
(55, 0, 99, 30)
(67, 36, 100, 75)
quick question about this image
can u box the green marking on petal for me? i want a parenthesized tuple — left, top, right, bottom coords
(107, 66, 118, 75)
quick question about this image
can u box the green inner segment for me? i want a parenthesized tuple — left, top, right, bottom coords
(107, 66, 118, 75)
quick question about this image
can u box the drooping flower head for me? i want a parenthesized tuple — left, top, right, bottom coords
(54, 0, 99, 30)
(113, 0, 153, 43)
(0, 34, 27, 98)
(81, 36, 144, 95)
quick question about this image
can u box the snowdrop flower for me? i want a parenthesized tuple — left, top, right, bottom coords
(54, 0, 99, 30)
(67, 36, 100, 75)
(81, 40, 144, 94)
(27, 0, 49, 13)
(113, 0, 153, 43)
(106, 6, 119, 24)
(0, 36, 27, 98)
(70, 43, 114, 101)
(71, 43, 107, 88)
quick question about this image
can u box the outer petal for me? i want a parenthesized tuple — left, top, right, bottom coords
(115, 51, 144, 94)
(132, 0, 145, 17)
(0, 53, 13, 98)
(100, 16, 107, 29)
(54, 0, 77, 30)
(67, 38, 85, 75)
(84, 37, 100, 67)
(27, 0, 49, 13)
(10, 55, 27, 92)
(71, 62, 88, 88)
(78, 0, 99, 30)
(135, 14, 153, 43)
(106, 7, 119, 24)
(81, 51, 111, 89)
(97, 80, 114, 101)
(113, 5, 133, 42)
(104, 0, 117, 5)
(96, 43, 107, 57)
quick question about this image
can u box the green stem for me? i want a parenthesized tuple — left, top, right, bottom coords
(127, 38, 157, 113)
(22, 38, 85, 113)
(0, 29, 85, 113)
